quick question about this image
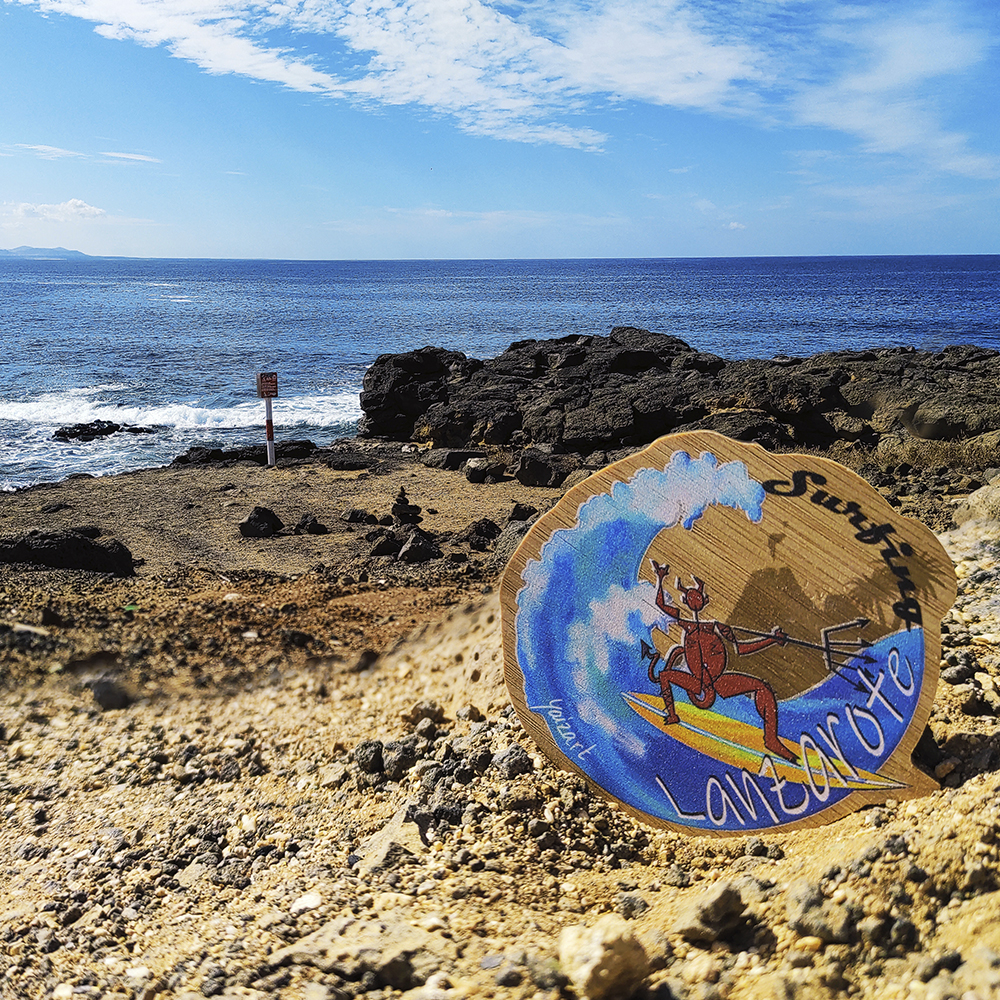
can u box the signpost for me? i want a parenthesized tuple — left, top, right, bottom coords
(501, 431, 956, 835)
(256, 372, 278, 467)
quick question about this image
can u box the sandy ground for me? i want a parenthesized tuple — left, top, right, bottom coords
(4, 446, 1000, 1000)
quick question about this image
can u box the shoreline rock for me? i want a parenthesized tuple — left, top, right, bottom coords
(52, 419, 157, 441)
(358, 328, 1000, 456)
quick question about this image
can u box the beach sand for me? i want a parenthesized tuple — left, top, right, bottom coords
(3, 446, 1000, 1000)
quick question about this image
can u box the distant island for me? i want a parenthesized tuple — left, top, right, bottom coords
(0, 245, 93, 260)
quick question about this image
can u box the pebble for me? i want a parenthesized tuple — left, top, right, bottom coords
(558, 914, 651, 1000)
(289, 890, 322, 916)
(674, 881, 745, 943)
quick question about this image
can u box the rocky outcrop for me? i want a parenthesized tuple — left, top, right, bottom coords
(0, 528, 134, 575)
(172, 440, 319, 466)
(358, 328, 1000, 455)
(53, 420, 157, 441)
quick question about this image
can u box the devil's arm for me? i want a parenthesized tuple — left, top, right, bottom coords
(719, 623, 789, 655)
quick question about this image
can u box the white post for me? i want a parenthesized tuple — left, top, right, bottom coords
(265, 396, 275, 468)
(256, 371, 278, 467)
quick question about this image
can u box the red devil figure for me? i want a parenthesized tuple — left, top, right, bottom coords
(641, 560, 796, 762)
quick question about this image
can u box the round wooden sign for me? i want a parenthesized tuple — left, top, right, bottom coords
(500, 432, 956, 835)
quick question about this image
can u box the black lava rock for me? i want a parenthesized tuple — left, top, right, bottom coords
(293, 513, 328, 535)
(52, 419, 122, 441)
(354, 740, 384, 774)
(492, 744, 534, 778)
(0, 529, 134, 576)
(358, 330, 1000, 456)
(91, 678, 132, 711)
(238, 506, 284, 538)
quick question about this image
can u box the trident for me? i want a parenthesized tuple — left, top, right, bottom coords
(730, 618, 873, 692)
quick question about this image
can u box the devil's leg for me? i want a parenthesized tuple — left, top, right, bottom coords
(657, 671, 680, 725)
(716, 673, 797, 763)
(658, 667, 714, 723)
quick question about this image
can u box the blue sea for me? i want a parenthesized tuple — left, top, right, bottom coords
(1, 255, 998, 491)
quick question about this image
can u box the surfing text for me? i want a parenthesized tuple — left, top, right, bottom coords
(761, 468, 921, 630)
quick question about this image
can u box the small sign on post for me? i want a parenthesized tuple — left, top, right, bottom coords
(256, 372, 278, 468)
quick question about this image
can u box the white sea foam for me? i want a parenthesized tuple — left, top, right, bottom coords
(0, 390, 362, 430)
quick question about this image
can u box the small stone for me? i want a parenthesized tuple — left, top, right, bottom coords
(492, 744, 533, 778)
(615, 892, 649, 920)
(91, 678, 131, 711)
(354, 740, 384, 773)
(343, 507, 378, 524)
(404, 700, 445, 725)
(414, 717, 437, 740)
(290, 891, 322, 916)
(559, 914, 651, 1000)
(217, 756, 242, 783)
(525, 954, 566, 990)
(201, 974, 226, 997)
(495, 965, 523, 987)
(507, 502, 538, 522)
(663, 864, 691, 888)
(294, 513, 328, 535)
(383, 739, 418, 781)
(786, 881, 853, 944)
(463, 458, 491, 484)
(674, 881, 745, 943)
(796, 936, 824, 953)
(238, 506, 284, 538)
(398, 531, 441, 563)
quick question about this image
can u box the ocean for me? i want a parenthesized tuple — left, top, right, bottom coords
(2, 255, 998, 491)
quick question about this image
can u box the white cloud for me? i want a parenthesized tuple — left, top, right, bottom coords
(14, 143, 85, 158)
(8, 142, 163, 165)
(99, 151, 162, 162)
(1, 199, 107, 223)
(728, 221, 746, 230)
(791, 6, 998, 179)
(11, 0, 998, 175)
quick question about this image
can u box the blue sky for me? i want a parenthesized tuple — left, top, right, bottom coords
(1, 0, 997, 259)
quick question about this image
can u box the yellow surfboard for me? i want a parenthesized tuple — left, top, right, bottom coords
(623, 691, 903, 791)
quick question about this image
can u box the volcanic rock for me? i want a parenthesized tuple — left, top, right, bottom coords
(238, 506, 284, 538)
(0, 529, 134, 575)
(421, 448, 486, 471)
(172, 440, 318, 466)
(293, 513, 328, 535)
(558, 914, 650, 1000)
(391, 487, 423, 525)
(52, 420, 121, 441)
(398, 530, 442, 563)
(358, 329, 1000, 455)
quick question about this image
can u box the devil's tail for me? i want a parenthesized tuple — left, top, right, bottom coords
(642, 639, 660, 684)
